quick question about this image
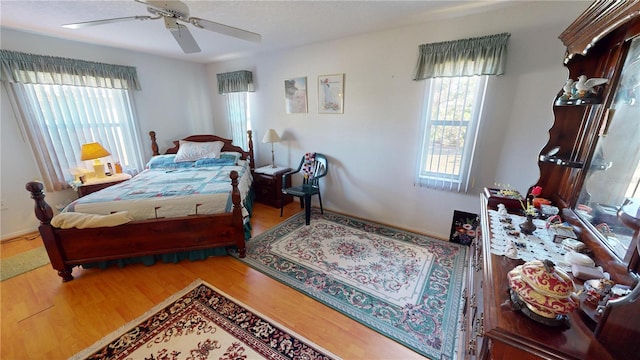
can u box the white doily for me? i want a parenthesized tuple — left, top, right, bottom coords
(488, 210, 570, 272)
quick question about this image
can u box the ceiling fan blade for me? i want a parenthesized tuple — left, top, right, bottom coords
(190, 17, 262, 43)
(169, 23, 201, 54)
(62, 16, 158, 29)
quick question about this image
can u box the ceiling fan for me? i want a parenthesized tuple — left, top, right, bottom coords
(62, 0, 262, 54)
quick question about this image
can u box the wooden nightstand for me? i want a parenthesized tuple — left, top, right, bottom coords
(76, 173, 132, 197)
(253, 166, 293, 208)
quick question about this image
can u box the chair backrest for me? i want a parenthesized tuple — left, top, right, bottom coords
(302, 153, 328, 186)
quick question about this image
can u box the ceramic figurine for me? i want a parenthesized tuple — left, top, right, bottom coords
(561, 79, 574, 100)
(505, 241, 518, 258)
(572, 75, 608, 99)
(498, 203, 508, 217)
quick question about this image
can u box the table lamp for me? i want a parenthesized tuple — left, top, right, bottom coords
(81, 142, 111, 178)
(262, 129, 281, 168)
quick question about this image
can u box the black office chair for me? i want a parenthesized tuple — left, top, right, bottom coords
(281, 153, 328, 225)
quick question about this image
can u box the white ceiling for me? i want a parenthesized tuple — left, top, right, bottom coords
(0, 0, 515, 63)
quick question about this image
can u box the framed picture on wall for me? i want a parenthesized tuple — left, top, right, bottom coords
(318, 74, 344, 114)
(284, 77, 308, 114)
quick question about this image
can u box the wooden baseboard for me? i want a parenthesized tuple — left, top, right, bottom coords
(1, 229, 39, 242)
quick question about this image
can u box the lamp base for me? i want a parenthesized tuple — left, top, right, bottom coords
(93, 162, 106, 178)
(270, 146, 276, 168)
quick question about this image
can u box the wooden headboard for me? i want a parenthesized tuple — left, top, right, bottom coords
(149, 130, 255, 170)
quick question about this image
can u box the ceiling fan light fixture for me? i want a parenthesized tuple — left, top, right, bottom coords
(163, 16, 180, 31)
(141, 0, 190, 21)
(61, 0, 262, 54)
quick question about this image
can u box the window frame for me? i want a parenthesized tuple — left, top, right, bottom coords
(224, 91, 252, 150)
(416, 75, 488, 192)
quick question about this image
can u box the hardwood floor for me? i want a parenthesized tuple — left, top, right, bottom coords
(1, 202, 428, 359)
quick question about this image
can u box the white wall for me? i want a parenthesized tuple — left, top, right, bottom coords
(207, 1, 585, 239)
(1, 28, 214, 239)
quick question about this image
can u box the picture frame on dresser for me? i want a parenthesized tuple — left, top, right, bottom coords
(449, 210, 479, 246)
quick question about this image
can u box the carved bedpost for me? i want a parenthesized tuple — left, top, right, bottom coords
(25, 181, 53, 224)
(25, 181, 74, 282)
(247, 130, 255, 170)
(229, 170, 246, 257)
(150, 131, 159, 156)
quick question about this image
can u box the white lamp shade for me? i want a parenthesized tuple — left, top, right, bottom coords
(262, 129, 281, 143)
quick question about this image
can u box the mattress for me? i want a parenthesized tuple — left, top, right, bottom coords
(65, 160, 252, 220)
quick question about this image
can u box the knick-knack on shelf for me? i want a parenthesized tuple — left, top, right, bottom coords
(561, 79, 574, 100)
(498, 203, 508, 216)
(571, 75, 608, 99)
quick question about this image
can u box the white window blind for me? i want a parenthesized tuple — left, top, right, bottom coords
(224, 92, 251, 150)
(1, 50, 144, 192)
(9, 82, 144, 191)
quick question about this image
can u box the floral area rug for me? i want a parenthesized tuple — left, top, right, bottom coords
(235, 210, 468, 359)
(70, 279, 339, 360)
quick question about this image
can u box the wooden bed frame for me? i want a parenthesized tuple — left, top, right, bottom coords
(25, 130, 254, 282)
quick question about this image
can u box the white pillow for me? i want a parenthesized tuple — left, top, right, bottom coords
(174, 141, 224, 162)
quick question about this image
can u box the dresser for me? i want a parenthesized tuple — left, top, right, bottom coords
(458, 194, 615, 359)
(253, 166, 293, 208)
(458, 3, 640, 358)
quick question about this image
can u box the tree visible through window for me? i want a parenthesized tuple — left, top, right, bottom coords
(416, 75, 487, 192)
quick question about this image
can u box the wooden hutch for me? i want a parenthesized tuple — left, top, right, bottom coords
(464, 1, 640, 359)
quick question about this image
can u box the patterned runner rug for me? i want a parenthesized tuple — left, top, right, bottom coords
(235, 210, 467, 360)
(1, 246, 49, 281)
(70, 279, 339, 360)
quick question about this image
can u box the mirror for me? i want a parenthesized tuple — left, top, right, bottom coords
(575, 36, 640, 260)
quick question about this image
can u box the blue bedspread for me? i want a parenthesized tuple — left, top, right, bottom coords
(66, 163, 251, 220)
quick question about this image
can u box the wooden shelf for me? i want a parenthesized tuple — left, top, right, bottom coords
(538, 154, 584, 168)
(554, 97, 602, 106)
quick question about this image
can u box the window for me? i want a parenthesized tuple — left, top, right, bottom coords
(412, 33, 510, 192)
(7, 82, 145, 191)
(217, 70, 254, 150)
(1, 50, 143, 191)
(224, 92, 251, 150)
(416, 76, 487, 192)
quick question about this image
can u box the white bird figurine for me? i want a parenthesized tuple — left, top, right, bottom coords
(561, 79, 574, 99)
(573, 75, 608, 98)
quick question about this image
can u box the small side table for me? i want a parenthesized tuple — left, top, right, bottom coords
(253, 166, 293, 208)
(75, 173, 132, 197)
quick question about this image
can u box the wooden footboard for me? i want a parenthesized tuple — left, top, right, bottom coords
(26, 171, 246, 282)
